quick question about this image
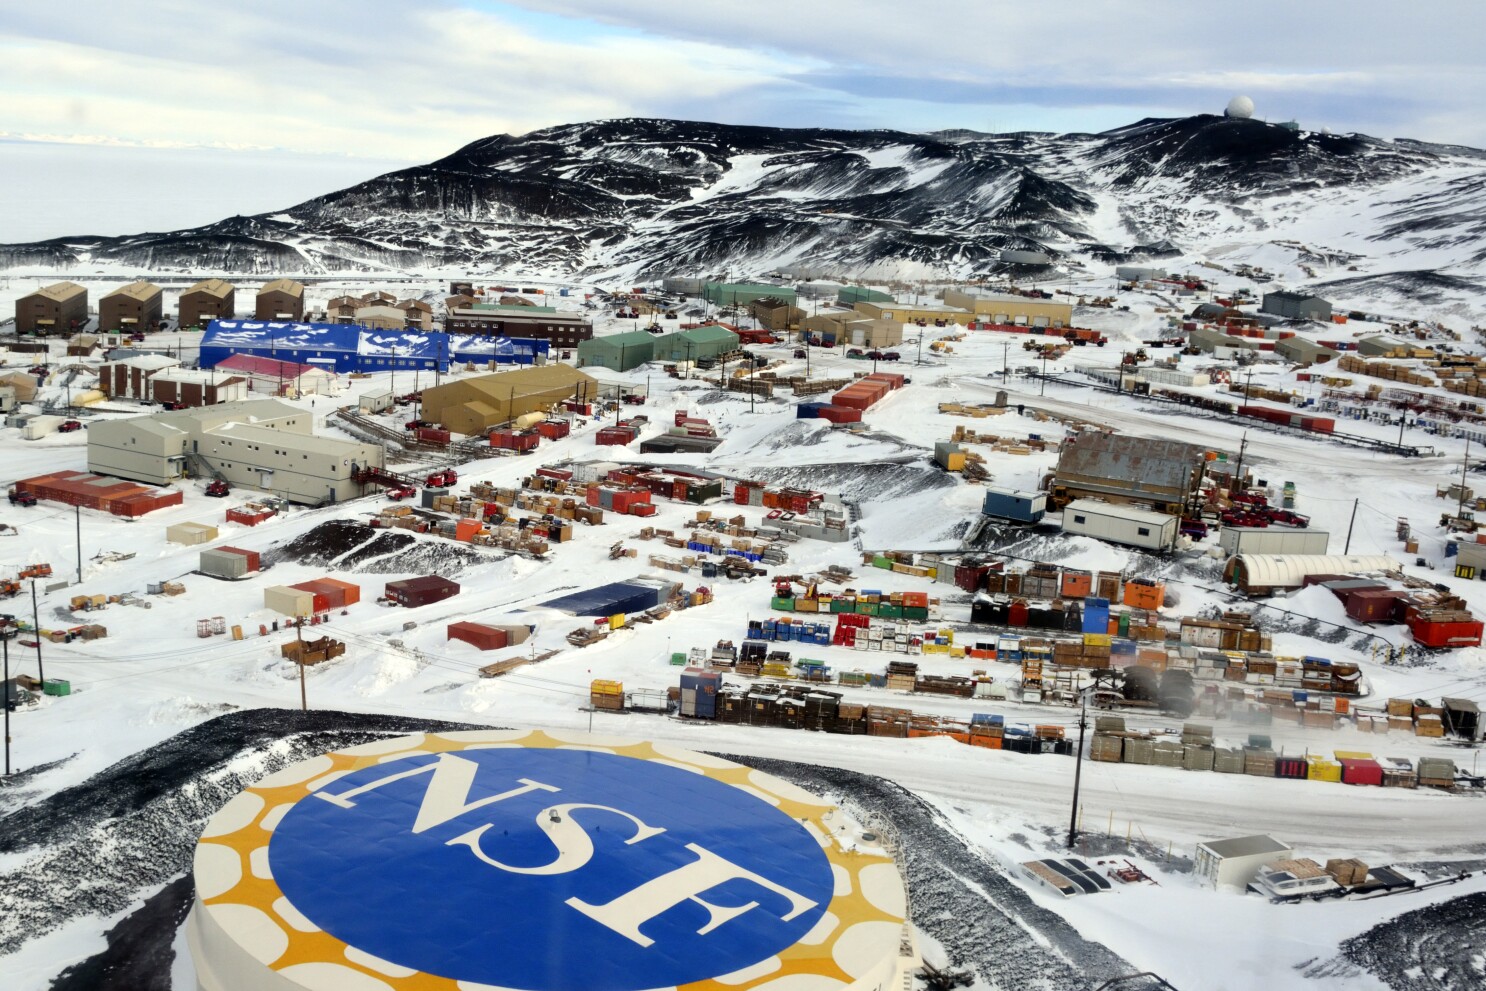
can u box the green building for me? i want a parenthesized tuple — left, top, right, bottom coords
(577, 330, 657, 371)
(838, 286, 895, 304)
(653, 325, 741, 363)
(703, 282, 798, 307)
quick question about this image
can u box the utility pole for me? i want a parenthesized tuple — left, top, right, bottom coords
(3, 624, 13, 776)
(30, 580, 43, 684)
(1002, 342, 1009, 383)
(75, 505, 82, 585)
(1067, 687, 1088, 850)
(1040, 352, 1049, 397)
(296, 617, 307, 711)
(1458, 435, 1472, 523)
(1344, 498, 1359, 554)
(1232, 432, 1249, 495)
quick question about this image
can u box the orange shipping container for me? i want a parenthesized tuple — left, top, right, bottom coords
(1061, 571, 1092, 597)
(455, 519, 483, 542)
(969, 734, 1003, 750)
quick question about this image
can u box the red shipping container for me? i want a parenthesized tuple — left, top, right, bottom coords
(289, 584, 331, 614)
(536, 419, 571, 440)
(536, 466, 573, 480)
(218, 546, 261, 572)
(226, 507, 275, 526)
(1409, 617, 1485, 648)
(630, 503, 658, 517)
(415, 427, 451, 445)
(1339, 758, 1383, 786)
(1345, 590, 1406, 623)
(448, 622, 507, 651)
(818, 405, 862, 423)
(1008, 601, 1029, 627)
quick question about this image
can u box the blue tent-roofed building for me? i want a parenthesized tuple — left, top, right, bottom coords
(201, 320, 360, 370)
(449, 334, 550, 366)
(356, 329, 448, 372)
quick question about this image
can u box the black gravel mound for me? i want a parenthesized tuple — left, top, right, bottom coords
(265, 519, 497, 576)
(1306, 888, 1486, 989)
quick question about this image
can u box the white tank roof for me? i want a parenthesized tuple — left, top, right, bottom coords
(1231, 554, 1400, 589)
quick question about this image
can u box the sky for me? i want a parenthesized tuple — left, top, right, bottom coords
(2, 1, 1484, 241)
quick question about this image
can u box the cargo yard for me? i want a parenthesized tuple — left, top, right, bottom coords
(3, 269, 1486, 991)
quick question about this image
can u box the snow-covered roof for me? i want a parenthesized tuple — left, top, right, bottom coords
(204, 320, 360, 352)
(1198, 835, 1291, 859)
(357, 330, 444, 359)
(1231, 554, 1400, 589)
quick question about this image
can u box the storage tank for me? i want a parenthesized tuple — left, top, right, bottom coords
(72, 389, 106, 406)
(185, 732, 912, 991)
(514, 410, 548, 430)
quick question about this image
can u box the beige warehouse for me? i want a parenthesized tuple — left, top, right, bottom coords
(800, 313, 904, 348)
(420, 365, 598, 436)
(940, 289, 1072, 327)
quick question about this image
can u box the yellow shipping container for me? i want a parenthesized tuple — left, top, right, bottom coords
(1083, 633, 1112, 647)
(1332, 750, 1374, 761)
(1306, 757, 1343, 782)
(590, 679, 624, 696)
(949, 645, 966, 659)
(608, 613, 626, 630)
(945, 453, 966, 472)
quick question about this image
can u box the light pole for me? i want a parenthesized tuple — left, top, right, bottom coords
(2, 622, 13, 776)
(1067, 686, 1088, 850)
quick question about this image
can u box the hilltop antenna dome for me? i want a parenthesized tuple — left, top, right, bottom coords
(1225, 95, 1255, 119)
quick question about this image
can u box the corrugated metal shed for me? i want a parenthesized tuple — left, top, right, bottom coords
(1055, 433, 1207, 498)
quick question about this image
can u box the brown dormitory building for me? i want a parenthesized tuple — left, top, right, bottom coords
(15, 281, 88, 334)
(178, 279, 236, 328)
(443, 304, 593, 350)
(99, 280, 164, 332)
(255, 279, 306, 320)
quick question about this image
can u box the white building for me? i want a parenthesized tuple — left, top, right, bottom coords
(87, 399, 383, 505)
(1061, 499, 1178, 551)
(1195, 835, 1294, 889)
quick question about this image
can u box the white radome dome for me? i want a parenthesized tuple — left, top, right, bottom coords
(1226, 95, 1255, 119)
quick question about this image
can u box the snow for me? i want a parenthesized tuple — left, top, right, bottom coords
(3, 266, 1486, 990)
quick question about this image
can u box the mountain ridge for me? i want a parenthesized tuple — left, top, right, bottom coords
(3, 115, 1484, 294)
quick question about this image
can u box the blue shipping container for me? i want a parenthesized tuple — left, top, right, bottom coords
(981, 488, 1047, 523)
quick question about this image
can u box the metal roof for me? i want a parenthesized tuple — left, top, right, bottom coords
(1064, 499, 1176, 528)
(1267, 290, 1327, 304)
(32, 281, 86, 302)
(258, 279, 305, 297)
(1056, 433, 1207, 491)
(1198, 834, 1291, 858)
(103, 280, 161, 301)
(184, 278, 234, 298)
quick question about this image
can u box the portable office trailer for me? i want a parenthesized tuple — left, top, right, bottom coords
(1219, 527, 1330, 556)
(1061, 499, 1177, 550)
(982, 489, 1047, 523)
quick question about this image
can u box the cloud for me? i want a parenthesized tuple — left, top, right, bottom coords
(1, 0, 1485, 158)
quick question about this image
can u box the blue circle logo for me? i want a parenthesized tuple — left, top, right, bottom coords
(270, 748, 834, 990)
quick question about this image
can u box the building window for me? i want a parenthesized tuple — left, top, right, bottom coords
(1138, 527, 1150, 536)
(1073, 515, 1085, 524)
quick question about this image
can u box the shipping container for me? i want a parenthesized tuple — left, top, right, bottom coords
(217, 546, 261, 572)
(264, 585, 315, 617)
(167, 521, 219, 545)
(1062, 500, 1176, 550)
(200, 547, 249, 579)
(448, 622, 508, 650)
(385, 575, 461, 607)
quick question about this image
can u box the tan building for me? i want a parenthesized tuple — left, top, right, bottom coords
(87, 399, 382, 505)
(801, 312, 904, 348)
(255, 279, 306, 320)
(99, 281, 164, 332)
(15, 281, 88, 334)
(354, 304, 407, 330)
(420, 365, 598, 436)
(852, 301, 973, 327)
(940, 289, 1072, 328)
(178, 279, 236, 328)
(750, 296, 804, 332)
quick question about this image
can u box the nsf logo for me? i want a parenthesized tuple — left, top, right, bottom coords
(270, 748, 836, 990)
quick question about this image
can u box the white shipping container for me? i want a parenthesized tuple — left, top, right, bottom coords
(1219, 526, 1330, 556)
(22, 415, 66, 440)
(1062, 499, 1178, 551)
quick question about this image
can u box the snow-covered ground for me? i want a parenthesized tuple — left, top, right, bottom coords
(2, 265, 1485, 991)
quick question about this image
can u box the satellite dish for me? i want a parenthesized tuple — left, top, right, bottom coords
(1225, 95, 1255, 119)
(1320, 126, 1332, 135)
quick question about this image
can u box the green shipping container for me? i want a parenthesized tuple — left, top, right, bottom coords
(1117, 613, 1130, 637)
(670, 652, 688, 666)
(904, 606, 929, 621)
(830, 599, 855, 613)
(878, 604, 903, 619)
(873, 556, 894, 570)
(857, 602, 878, 616)
(771, 596, 795, 611)
(43, 678, 71, 697)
